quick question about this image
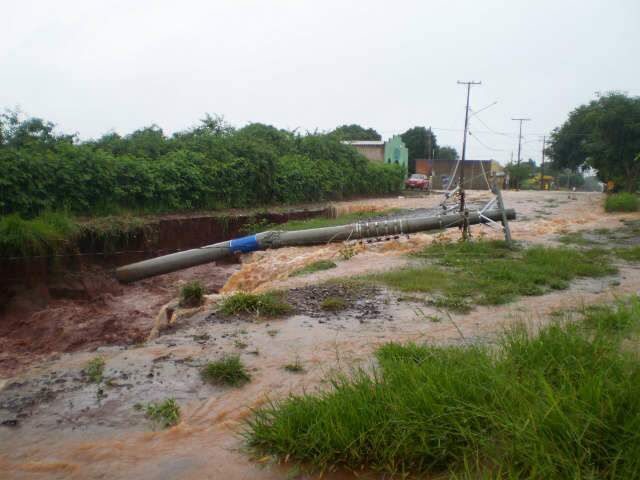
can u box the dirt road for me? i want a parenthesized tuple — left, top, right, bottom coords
(1, 191, 638, 480)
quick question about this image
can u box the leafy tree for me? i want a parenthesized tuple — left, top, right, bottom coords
(400, 127, 438, 173)
(505, 162, 534, 189)
(436, 146, 459, 161)
(0, 109, 75, 151)
(548, 92, 640, 192)
(197, 113, 234, 137)
(330, 124, 381, 141)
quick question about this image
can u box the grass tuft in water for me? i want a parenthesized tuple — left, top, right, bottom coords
(283, 357, 305, 373)
(320, 297, 348, 311)
(84, 356, 105, 383)
(221, 291, 292, 317)
(145, 398, 180, 428)
(245, 298, 640, 478)
(179, 280, 204, 307)
(201, 355, 251, 387)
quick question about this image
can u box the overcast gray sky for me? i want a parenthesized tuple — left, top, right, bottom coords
(2, 0, 638, 164)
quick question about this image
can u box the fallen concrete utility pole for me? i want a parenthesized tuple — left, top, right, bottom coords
(115, 209, 516, 283)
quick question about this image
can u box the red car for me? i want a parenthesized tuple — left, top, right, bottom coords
(405, 174, 430, 190)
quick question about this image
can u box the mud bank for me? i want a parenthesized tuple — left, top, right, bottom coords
(0, 206, 338, 376)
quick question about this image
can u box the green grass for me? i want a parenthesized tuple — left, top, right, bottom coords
(290, 260, 337, 277)
(145, 398, 181, 428)
(275, 209, 401, 231)
(84, 356, 105, 383)
(365, 241, 616, 309)
(320, 297, 348, 311)
(0, 211, 79, 257)
(201, 355, 251, 387)
(429, 294, 471, 313)
(616, 246, 640, 262)
(0, 211, 155, 258)
(557, 231, 597, 246)
(179, 280, 204, 307)
(605, 193, 639, 212)
(245, 298, 640, 478)
(220, 291, 292, 317)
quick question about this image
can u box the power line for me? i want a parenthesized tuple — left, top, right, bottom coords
(468, 114, 511, 137)
(468, 131, 510, 152)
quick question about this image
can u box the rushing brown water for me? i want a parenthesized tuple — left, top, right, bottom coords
(1, 191, 639, 480)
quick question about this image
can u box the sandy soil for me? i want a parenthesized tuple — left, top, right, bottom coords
(1, 190, 639, 480)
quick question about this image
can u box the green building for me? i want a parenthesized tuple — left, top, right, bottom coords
(384, 135, 409, 177)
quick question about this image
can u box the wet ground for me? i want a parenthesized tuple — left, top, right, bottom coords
(0, 262, 241, 377)
(1, 190, 639, 479)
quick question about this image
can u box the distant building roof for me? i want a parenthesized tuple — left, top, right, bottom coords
(341, 140, 385, 146)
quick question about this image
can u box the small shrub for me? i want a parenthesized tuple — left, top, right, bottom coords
(291, 260, 337, 277)
(145, 398, 180, 428)
(320, 297, 348, 311)
(221, 292, 292, 317)
(84, 357, 105, 383)
(283, 357, 305, 373)
(179, 281, 204, 307)
(338, 243, 358, 260)
(201, 355, 251, 386)
(605, 193, 639, 212)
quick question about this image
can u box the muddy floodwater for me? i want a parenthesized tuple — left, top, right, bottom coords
(1, 191, 639, 479)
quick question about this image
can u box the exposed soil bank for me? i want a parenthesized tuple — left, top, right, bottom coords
(0, 206, 334, 376)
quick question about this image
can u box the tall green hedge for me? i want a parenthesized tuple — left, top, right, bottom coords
(0, 115, 404, 218)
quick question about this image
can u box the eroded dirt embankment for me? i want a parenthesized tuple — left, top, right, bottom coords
(0, 206, 337, 376)
(1, 191, 639, 480)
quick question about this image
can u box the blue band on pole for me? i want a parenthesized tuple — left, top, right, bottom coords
(229, 235, 260, 253)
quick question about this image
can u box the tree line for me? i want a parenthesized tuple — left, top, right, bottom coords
(0, 113, 404, 218)
(547, 92, 640, 192)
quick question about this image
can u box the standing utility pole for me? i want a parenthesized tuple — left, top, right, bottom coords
(540, 135, 546, 191)
(457, 80, 481, 240)
(511, 117, 530, 190)
(512, 117, 531, 165)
